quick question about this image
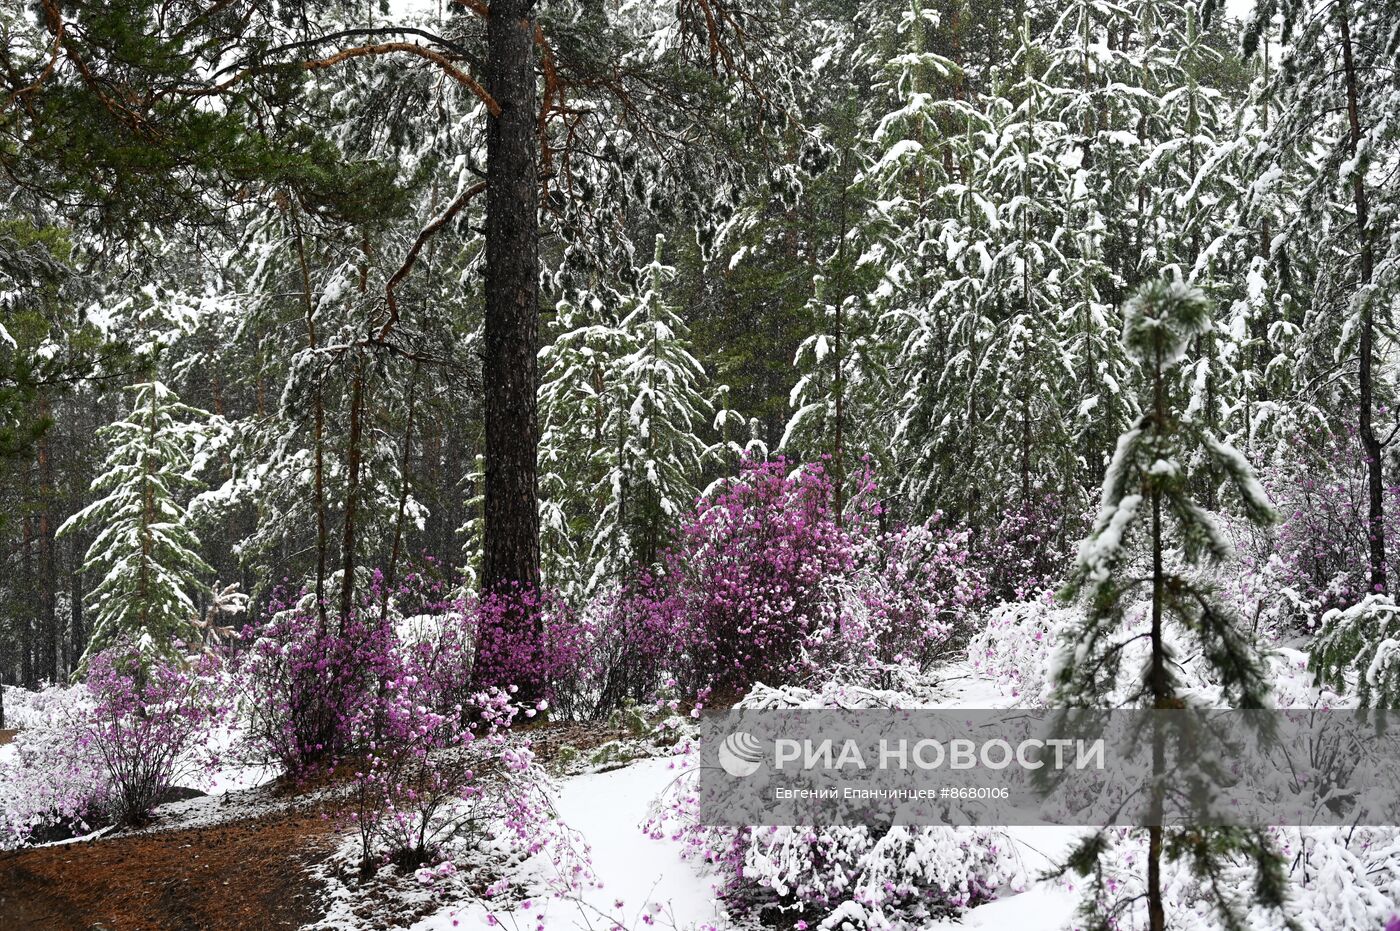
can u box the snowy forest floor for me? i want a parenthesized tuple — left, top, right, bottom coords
(0, 666, 1087, 931)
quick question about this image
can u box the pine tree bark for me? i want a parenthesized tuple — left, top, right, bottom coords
(1147, 340, 1169, 931)
(37, 398, 58, 681)
(477, 0, 543, 698)
(291, 207, 331, 629)
(21, 513, 34, 687)
(1340, 5, 1385, 593)
(339, 356, 365, 625)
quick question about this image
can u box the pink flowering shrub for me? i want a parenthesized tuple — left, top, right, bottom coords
(1254, 425, 1400, 629)
(564, 582, 673, 718)
(468, 583, 592, 716)
(978, 491, 1081, 601)
(0, 685, 111, 847)
(236, 570, 573, 879)
(847, 518, 987, 670)
(345, 671, 552, 874)
(1, 644, 228, 842)
(650, 457, 855, 694)
(77, 642, 228, 826)
(236, 588, 387, 773)
(640, 456, 985, 699)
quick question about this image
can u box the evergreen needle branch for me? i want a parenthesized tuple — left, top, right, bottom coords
(379, 180, 488, 343)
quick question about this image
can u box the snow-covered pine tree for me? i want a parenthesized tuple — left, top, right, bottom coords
(615, 236, 711, 569)
(1040, 0, 1135, 487)
(58, 381, 212, 664)
(539, 284, 628, 596)
(1247, 0, 1400, 593)
(781, 271, 890, 509)
(1052, 280, 1288, 931)
(539, 236, 710, 595)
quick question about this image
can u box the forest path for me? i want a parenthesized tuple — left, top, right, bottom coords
(411, 754, 727, 931)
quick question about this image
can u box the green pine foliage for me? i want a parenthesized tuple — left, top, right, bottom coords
(1053, 279, 1289, 931)
(540, 236, 712, 595)
(58, 382, 211, 664)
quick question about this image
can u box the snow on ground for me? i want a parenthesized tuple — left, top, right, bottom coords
(396, 663, 1084, 931)
(931, 659, 1024, 708)
(410, 755, 730, 931)
(400, 754, 1084, 931)
(934, 827, 1082, 930)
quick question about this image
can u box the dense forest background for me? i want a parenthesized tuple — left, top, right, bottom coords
(0, 0, 1395, 687)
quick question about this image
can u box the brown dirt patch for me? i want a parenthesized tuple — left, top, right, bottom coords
(525, 719, 631, 766)
(0, 720, 641, 930)
(0, 728, 18, 746)
(0, 806, 339, 931)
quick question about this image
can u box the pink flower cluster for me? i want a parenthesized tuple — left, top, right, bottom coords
(635, 456, 987, 698)
(237, 572, 567, 875)
(77, 643, 229, 827)
(236, 587, 393, 774)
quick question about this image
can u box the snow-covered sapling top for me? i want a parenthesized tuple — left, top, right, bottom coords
(1120, 279, 1212, 369)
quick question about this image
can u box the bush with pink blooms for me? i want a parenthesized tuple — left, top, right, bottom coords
(77, 642, 229, 826)
(236, 588, 389, 774)
(343, 599, 557, 873)
(235, 570, 575, 880)
(0, 642, 228, 843)
(978, 491, 1082, 601)
(640, 456, 985, 698)
(468, 583, 593, 717)
(1258, 426, 1400, 630)
(0, 685, 111, 847)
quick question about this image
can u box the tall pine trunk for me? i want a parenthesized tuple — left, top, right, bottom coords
(1147, 341, 1169, 931)
(292, 206, 331, 629)
(1340, 5, 1385, 593)
(478, 0, 543, 698)
(37, 397, 57, 681)
(340, 356, 365, 624)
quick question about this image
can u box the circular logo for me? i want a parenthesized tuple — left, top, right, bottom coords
(718, 731, 764, 777)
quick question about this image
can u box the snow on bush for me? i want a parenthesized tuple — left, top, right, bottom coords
(967, 594, 1070, 705)
(979, 491, 1082, 601)
(0, 644, 227, 844)
(236, 571, 585, 886)
(1282, 827, 1400, 931)
(648, 676, 1018, 930)
(78, 642, 229, 826)
(343, 632, 561, 876)
(3, 684, 72, 729)
(1056, 826, 1400, 931)
(1256, 426, 1400, 631)
(0, 684, 110, 848)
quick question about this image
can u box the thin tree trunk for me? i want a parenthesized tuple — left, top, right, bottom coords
(70, 562, 83, 673)
(383, 362, 421, 617)
(292, 207, 331, 627)
(1340, 5, 1385, 593)
(478, 0, 543, 695)
(1147, 341, 1169, 931)
(340, 356, 365, 624)
(37, 396, 57, 681)
(833, 180, 848, 520)
(21, 513, 34, 687)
